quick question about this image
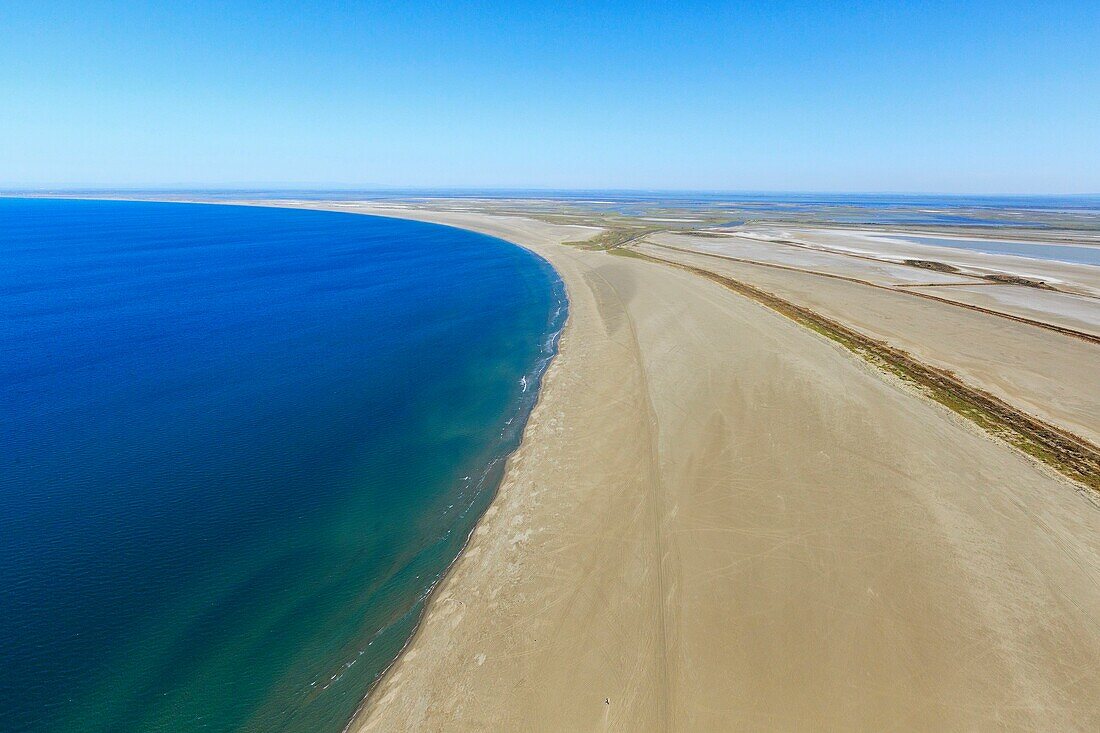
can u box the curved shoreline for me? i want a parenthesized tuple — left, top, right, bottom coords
(333, 204, 1100, 732)
(339, 232, 570, 731)
(195, 201, 590, 730)
(29, 197, 1100, 731)
(309, 208, 618, 729)
(7, 195, 582, 731)
(121, 201, 1100, 731)
(229, 203, 582, 729)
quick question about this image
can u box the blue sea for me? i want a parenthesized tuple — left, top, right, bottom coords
(0, 199, 566, 732)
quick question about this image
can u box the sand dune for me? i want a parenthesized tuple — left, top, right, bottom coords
(316, 208, 1100, 731)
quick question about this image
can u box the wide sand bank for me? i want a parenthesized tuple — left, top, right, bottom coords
(299, 206, 1100, 731)
(635, 235, 1100, 446)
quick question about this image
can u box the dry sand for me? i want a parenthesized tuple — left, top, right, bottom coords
(638, 235, 1100, 446)
(281, 206, 1100, 731)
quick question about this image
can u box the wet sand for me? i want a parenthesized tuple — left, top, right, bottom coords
(281, 205, 1100, 730)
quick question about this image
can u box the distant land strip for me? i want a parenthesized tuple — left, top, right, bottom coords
(622, 247, 1100, 493)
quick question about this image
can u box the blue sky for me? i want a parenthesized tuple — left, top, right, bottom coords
(2, 1, 1098, 192)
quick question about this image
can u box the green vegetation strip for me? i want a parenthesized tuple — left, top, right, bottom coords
(632, 250, 1100, 493)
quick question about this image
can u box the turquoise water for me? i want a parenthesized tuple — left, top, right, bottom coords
(0, 199, 565, 732)
(897, 234, 1100, 266)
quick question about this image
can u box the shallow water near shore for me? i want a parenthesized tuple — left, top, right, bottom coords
(0, 199, 565, 732)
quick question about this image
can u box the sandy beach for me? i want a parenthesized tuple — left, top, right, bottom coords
(17, 196, 1099, 730)
(256, 204, 1100, 732)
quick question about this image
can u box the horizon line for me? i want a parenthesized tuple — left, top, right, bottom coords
(2, 187, 1099, 199)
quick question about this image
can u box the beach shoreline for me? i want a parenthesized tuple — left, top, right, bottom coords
(311, 204, 1099, 731)
(335, 215, 577, 731)
(22, 196, 1100, 730)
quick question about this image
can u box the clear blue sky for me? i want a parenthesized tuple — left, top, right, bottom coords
(2, 1, 1098, 192)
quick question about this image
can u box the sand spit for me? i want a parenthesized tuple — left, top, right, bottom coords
(278, 205, 1100, 731)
